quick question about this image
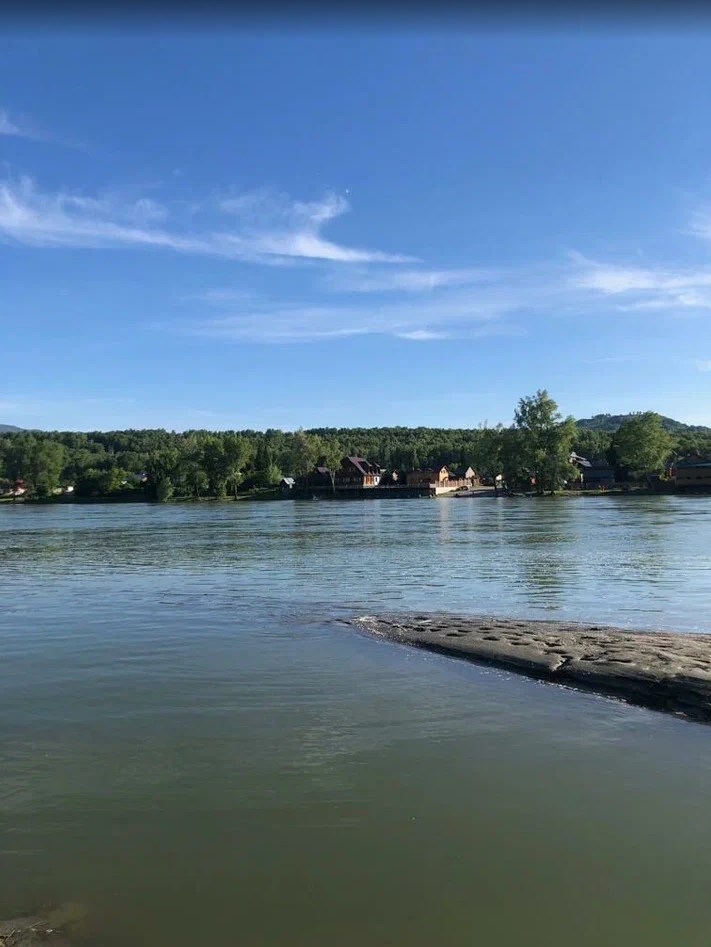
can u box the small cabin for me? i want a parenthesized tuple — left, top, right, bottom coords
(406, 464, 450, 487)
(671, 461, 711, 490)
(450, 465, 479, 485)
(570, 453, 615, 489)
(306, 466, 334, 490)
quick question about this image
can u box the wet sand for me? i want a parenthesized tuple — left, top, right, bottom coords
(0, 917, 70, 947)
(353, 614, 711, 724)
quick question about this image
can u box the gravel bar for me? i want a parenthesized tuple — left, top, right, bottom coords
(352, 614, 711, 724)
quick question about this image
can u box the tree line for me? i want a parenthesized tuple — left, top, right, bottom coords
(0, 391, 708, 500)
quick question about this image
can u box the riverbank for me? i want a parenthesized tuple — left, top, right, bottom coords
(0, 904, 84, 947)
(353, 614, 711, 724)
(1, 487, 281, 505)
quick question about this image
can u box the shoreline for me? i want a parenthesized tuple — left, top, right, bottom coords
(353, 614, 711, 724)
(4, 487, 711, 506)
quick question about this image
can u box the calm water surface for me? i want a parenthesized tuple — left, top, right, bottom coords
(2, 496, 711, 946)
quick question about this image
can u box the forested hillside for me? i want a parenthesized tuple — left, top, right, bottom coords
(2, 397, 710, 500)
(577, 414, 711, 435)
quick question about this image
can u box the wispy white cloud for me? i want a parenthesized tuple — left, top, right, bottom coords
(0, 110, 24, 137)
(694, 359, 711, 372)
(0, 109, 47, 140)
(687, 206, 711, 243)
(583, 354, 640, 365)
(0, 108, 69, 145)
(218, 189, 411, 263)
(183, 288, 262, 304)
(568, 250, 711, 310)
(177, 279, 545, 343)
(7, 168, 711, 346)
(323, 266, 500, 293)
(181, 236, 711, 344)
(396, 329, 451, 341)
(0, 178, 411, 265)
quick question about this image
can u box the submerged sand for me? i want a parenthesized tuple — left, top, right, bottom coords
(0, 904, 85, 947)
(353, 614, 711, 724)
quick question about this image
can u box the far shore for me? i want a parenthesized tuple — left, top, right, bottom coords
(352, 613, 711, 725)
(4, 485, 711, 506)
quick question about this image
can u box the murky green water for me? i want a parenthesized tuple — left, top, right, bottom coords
(2, 496, 711, 946)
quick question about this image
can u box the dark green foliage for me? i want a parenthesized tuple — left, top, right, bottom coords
(610, 412, 675, 480)
(577, 413, 711, 435)
(1, 396, 704, 500)
(512, 390, 577, 494)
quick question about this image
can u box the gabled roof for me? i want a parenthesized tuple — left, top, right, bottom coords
(408, 465, 449, 478)
(451, 465, 476, 477)
(311, 466, 333, 480)
(342, 456, 380, 476)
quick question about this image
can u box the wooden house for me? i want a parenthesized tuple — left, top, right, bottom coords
(405, 464, 450, 487)
(670, 461, 711, 489)
(279, 477, 295, 494)
(450, 465, 479, 485)
(570, 453, 615, 489)
(334, 456, 382, 488)
(305, 465, 334, 491)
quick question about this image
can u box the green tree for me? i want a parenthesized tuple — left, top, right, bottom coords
(144, 448, 179, 501)
(251, 462, 282, 488)
(287, 430, 323, 477)
(500, 427, 527, 492)
(571, 428, 612, 462)
(34, 442, 66, 496)
(473, 425, 504, 484)
(513, 390, 576, 494)
(75, 468, 105, 497)
(202, 437, 228, 496)
(4, 436, 66, 495)
(187, 466, 210, 498)
(610, 412, 675, 479)
(223, 433, 251, 498)
(155, 478, 174, 502)
(98, 467, 129, 494)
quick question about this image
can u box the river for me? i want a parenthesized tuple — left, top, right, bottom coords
(2, 496, 711, 946)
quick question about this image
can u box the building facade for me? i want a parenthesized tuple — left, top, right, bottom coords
(671, 461, 711, 490)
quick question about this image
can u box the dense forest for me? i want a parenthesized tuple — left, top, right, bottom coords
(576, 413, 711, 434)
(1, 392, 710, 500)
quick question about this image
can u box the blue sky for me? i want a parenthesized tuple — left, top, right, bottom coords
(3, 27, 711, 431)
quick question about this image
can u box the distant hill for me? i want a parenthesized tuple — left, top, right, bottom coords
(0, 424, 23, 433)
(576, 414, 711, 435)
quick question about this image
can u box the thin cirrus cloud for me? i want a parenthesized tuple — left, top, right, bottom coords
(6, 164, 711, 343)
(322, 266, 504, 293)
(0, 109, 42, 140)
(178, 279, 553, 343)
(567, 250, 711, 311)
(0, 108, 68, 145)
(0, 110, 24, 137)
(0, 177, 412, 265)
(183, 238, 711, 344)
